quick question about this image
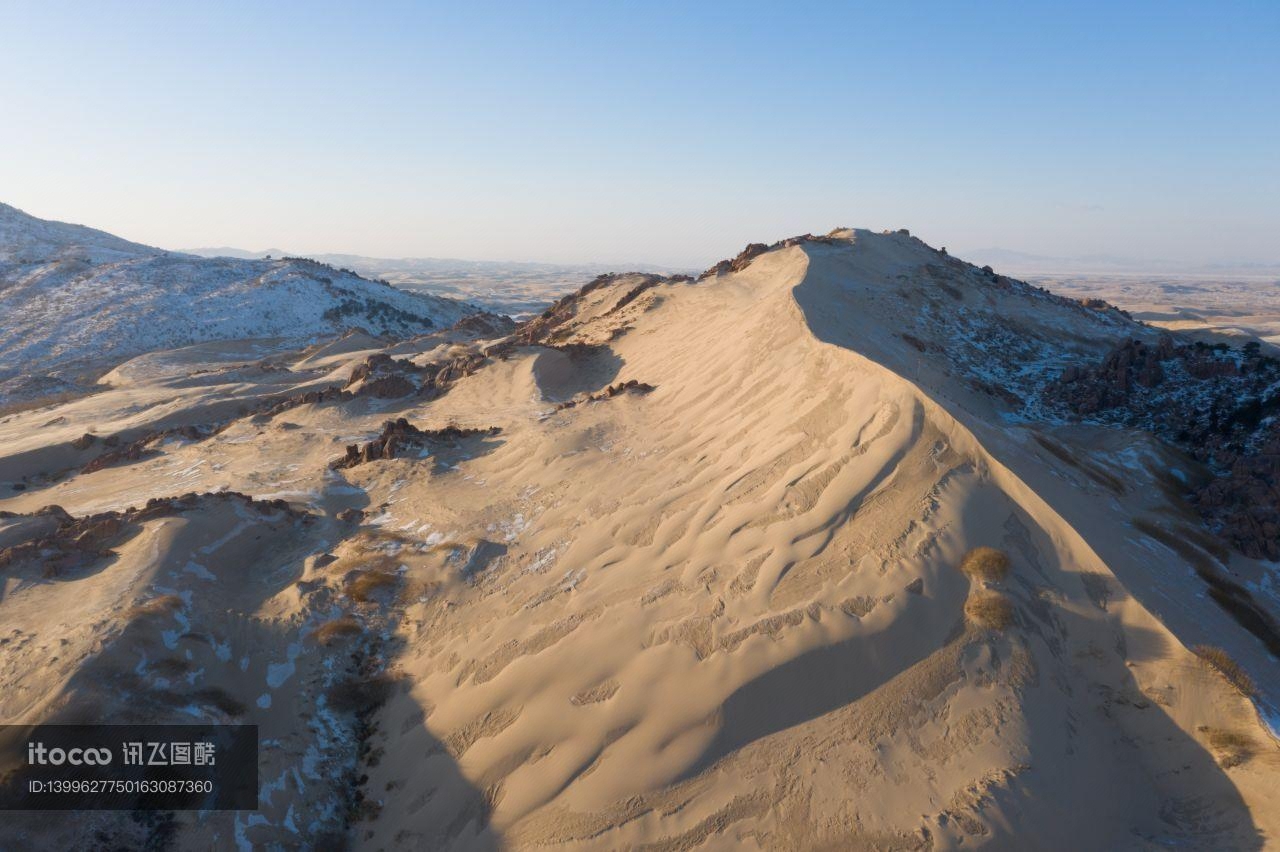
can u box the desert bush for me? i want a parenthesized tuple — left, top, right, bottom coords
(1204, 727, 1253, 767)
(959, 547, 1010, 583)
(191, 686, 247, 717)
(126, 594, 184, 619)
(313, 616, 364, 645)
(964, 591, 1014, 630)
(1194, 645, 1256, 696)
(150, 657, 192, 678)
(345, 569, 398, 602)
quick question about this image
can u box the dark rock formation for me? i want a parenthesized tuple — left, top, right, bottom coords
(344, 353, 423, 399)
(81, 438, 160, 474)
(80, 424, 218, 475)
(698, 234, 842, 280)
(330, 419, 501, 470)
(1049, 336, 1280, 559)
(0, 492, 307, 577)
(451, 312, 517, 338)
(554, 380, 656, 411)
(336, 508, 365, 524)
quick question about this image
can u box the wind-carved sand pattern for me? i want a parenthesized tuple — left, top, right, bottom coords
(1, 230, 1277, 848)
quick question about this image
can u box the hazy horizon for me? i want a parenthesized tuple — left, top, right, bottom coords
(2, 1, 1277, 268)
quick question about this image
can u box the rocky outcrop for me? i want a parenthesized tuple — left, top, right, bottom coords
(79, 425, 218, 474)
(509, 273, 684, 347)
(450, 312, 516, 338)
(1054, 337, 1175, 413)
(554, 380, 656, 411)
(1194, 433, 1280, 560)
(0, 491, 307, 577)
(336, 508, 365, 524)
(329, 419, 501, 470)
(1050, 337, 1280, 559)
(698, 234, 842, 280)
(343, 351, 488, 400)
(512, 274, 625, 345)
(344, 354, 419, 399)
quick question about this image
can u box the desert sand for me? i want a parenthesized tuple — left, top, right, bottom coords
(1, 230, 1277, 849)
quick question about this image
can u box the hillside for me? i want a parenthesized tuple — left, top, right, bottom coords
(0, 229, 1277, 849)
(0, 204, 480, 403)
(183, 245, 688, 317)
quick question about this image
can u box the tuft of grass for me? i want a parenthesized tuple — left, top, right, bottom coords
(150, 657, 192, 678)
(191, 687, 247, 717)
(964, 591, 1015, 630)
(312, 616, 364, 645)
(344, 569, 398, 602)
(1203, 727, 1254, 768)
(1193, 645, 1256, 696)
(959, 547, 1010, 583)
(126, 594, 184, 619)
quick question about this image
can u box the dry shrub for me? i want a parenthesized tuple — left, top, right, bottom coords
(126, 594, 184, 619)
(964, 591, 1014, 630)
(1204, 727, 1254, 768)
(313, 616, 363, 645)
(959, 547, 1010, 583)
(150, 657, 191, 678)
(345, 569, 398, 602)
(1194, 645, 1256, 696)
(191, 686, 247, 717)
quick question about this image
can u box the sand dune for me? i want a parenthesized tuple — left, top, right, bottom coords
(1, 230, 1276, 849)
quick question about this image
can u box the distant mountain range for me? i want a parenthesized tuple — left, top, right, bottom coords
(177, 247, 692, 317)
(963, 247, 1280, 277)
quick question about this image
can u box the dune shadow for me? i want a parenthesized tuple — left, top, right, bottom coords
(681, 563, 968, 781)
(0, 496, 500, 850)
(997, 616, 1264, 848)
(429, 433, 506, 475)
(531, 345, 624, 402)
(987, 503, 1265, 847)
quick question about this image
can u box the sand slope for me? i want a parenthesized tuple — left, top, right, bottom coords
(0, 230, 1276, 849)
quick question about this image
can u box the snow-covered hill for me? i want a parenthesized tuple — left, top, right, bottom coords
(0, 204, 479, 403)
(0, 202, 154, 266)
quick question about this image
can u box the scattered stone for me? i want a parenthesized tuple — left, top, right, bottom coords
(554, 380, 657, 411)
(329, 419, 500, 470)
(0, 491, 307, 578)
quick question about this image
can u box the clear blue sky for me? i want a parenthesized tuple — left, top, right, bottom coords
(1, 1, 1276, 267)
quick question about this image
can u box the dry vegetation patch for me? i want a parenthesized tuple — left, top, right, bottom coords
(345, 569, 399, 603)
(959, 547, 1010, 583)
(1201, 726, 1255, 768)
(964, 591, 1015, 630)
(191, 686, 247, 717)
(1193, 645, 1256, 696)
(312, 616, 364, 645)
(126, 594, 184, 619)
